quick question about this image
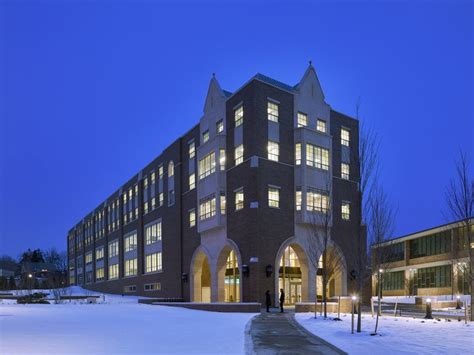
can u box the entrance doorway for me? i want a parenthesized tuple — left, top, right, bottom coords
(224, 250, 240, 302)
(279, 246, 302, 305)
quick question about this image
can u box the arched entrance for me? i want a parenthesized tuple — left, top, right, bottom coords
(316, 246, 347, 299)
(190, 248, 212, 302)
(216, 242, 242, 302)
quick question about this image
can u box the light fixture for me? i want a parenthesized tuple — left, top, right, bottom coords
(265, 265, 273, 278)
(426, 298, 431, 303)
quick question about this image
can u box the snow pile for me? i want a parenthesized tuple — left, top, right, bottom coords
(0, 287, 257, 354)
(296, 312, 474, 355)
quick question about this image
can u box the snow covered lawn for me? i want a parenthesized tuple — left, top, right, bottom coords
(0, 290, 256, 354)
(296, 312, 474, 355)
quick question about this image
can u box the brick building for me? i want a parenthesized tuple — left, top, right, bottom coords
(67, 64, 362, 305)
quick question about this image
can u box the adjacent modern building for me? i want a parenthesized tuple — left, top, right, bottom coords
(372, 220, 473, 297)
(67, 64, 363, 305)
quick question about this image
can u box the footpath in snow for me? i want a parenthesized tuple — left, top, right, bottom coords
(0, 287, 257, 354)
(295, 312, 474, 355)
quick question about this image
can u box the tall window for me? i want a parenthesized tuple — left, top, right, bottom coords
(145, 252, 162, 273)
(307, 189, 329, 213)
(199, 151, 216, 179)
(219, 149, 226, 171)
(306, 144, 329, 170)
(220, 193, 226, 215)
(414, 265, 451, 288)
(341, 163, 350, 180)
(108, 264, 119, 280)
(168, 190, 175, 206)
(124, 232, 137, 252)
(159, 192, 164, 207)
(268, 187, 280, 208)
(189, 173, 196, 190)
(189, 141, 195, 159)
(341, 202, 350, 220)
(317, 119, 326, 133)
(235, 189, 244, 210)
(108, 240, 119, 258)
(199, 195, 216, 220)
(267, 101, 279, 122)
(341, 128, 350, 146)
(216, 119, 224, 134)
(145, 221, 162, 245)
(189, 209, 196, 227)
(96, 268, 104, 281)
(85, 252, 93, 264)
(234, 144, 244, 166)
(125, 258, 137, 277)
(234, 105, 243, 127)
(297, 112, 307, 127)
(95, 247, 104, 261)
(267, 141, 279, 161)
(202, 130, 210, 143)
(159, 165, 164, 179)
(296, 188, 302, 211)
(168, 161, 174, 177)
(295, 143, 301, 165)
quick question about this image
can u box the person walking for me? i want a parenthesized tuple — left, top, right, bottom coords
(265, 290, 271, 312)
(279, 288, 285, 313)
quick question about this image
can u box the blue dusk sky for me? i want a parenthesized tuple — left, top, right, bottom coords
(1, 0, 473, 258)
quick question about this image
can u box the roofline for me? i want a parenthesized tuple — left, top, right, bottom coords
(225, 74, 295, 101)
(372, 218, 473, 248)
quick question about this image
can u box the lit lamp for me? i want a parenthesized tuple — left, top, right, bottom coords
(424, 298, 433, 319)
(456, 295, 462, 310)
(28, 273, 33, 278)
(351, 295, 358, 334)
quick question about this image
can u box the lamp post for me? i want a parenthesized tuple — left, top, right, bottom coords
(456, 295, 462, 310)
(351, 295, 358, 334)
(424, 298, 433, 319)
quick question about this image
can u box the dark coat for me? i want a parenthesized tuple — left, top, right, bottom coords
(265, 292, 271, 306)
(279, 290, 285, 303)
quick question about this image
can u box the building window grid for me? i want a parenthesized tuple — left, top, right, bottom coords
(125, 258, 138, 277)
(267, 101, 279, 122)
(297, 112, 307, 127)
(234, 106, 243, 127)
(341, 163, 350, 180)
(145, 221, 162, 245)
(108, 241, 119, 258)
(306, 189, 329, 213)
(410, 231, 451, 258)
(306, 144, 329, 170)
(382, 271, 405, 291)
(295, 143, 302, 165)
(108, 264, 119, 280)
(268, 187, 280, 208)
(235, 189, 244, 211)
(341, 202, 350, 220)
(267, 141, 279, 162)
(317, 119, 326, 133)
(199, 196, 216, 221)
(198, 152, 216, 180)
(234, 145, 244, 166)
(414, 265, 451, 289)
(341, 128, 350, 146)
(145, 252, 162, 273)
(124, 232, 138, 252)
(216, 120, 224, 134)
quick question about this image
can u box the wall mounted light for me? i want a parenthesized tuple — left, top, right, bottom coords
(265, 265, 273, 278)
(242, 264, 249, 277)
(181, 273, 188, 283)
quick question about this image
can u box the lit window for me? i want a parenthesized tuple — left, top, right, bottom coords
(220, 193, 226, 215)
(145, 221, 162, 245)
(189, 141, 195, 159)
(268, 187, 280, 208)
(296, 188, 302, 211)
(95, 247, 104, 261)
(219, 149, 226, 171)
(267, 101, 279, 122)
(199, 151, 216, 179)
(159, 165, 164, 179)
(189, 173, 196, 190)
(96, 267, 104, 281)
(124, 232, 138, 252)
(306, 189, 329, 213)
(235, 144, 244, 165)
(85, 252, 93, 264)
(267, 141, 279, 161)
(159, 192, 164, 207)
(144, 282, 161, 291)
(108, 240, 119, 258)
(235, 106, 243, 127)
(199, 195, 216, 220)
(108, 263, 119, 280)
(342, 202, 350, 220)
(125, 258, 137, 277)
(297, 112, 307, 127)
(235, 189, 244, 210)
(203, 130, 210, 143)
(306, 144, 329, 170)
(295, 143, 301, 165)
(216, 120, 224, 134)
(317, 119, 326, 133)
(341, 163, 350, 180)
(189, 209, 196, 227)
(168, 161, 174, 177)
(145, 252, 162, 273)
(341, 128, 350, 146)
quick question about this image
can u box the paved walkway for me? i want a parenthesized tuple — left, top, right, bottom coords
(248, 308, 346, 355)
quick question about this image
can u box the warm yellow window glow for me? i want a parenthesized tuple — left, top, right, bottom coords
(267, 101, 279, 122)
(235, 189, 244, 210)
(317, 119, 326, 133)
(268, 187, 280, 208)
(235, 106, 244, 127)
(341, 163, 350, 180)
(200, 196, 216, 220)
(306, 144, 329, 170)
(342, 202, 350, 220)
(297, 112, 307, 127)
(235, 144, 244, 165)
(199, 152, 216, 180)
(341, 128, 350, 146)
(125, 258, 137, 276)
(267, 141, 279, 161)
(295, 143, 301, 165)
(307, 189, 329, 213)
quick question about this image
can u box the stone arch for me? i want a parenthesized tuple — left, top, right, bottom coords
(274, 237, 314, 304)
(316, 241, 348, 298)
(216, 239, 243, 303)
(190, 245, 213, 302)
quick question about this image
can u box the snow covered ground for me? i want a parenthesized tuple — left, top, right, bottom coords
(0, 287, 256, 354)
(296, 312, 474, 355)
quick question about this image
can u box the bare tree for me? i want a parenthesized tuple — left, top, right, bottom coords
(369, 184, 396, 335)
(45, 248, 68, 304)
(305, 179, 345, 319)
(445, 151, 473, 320)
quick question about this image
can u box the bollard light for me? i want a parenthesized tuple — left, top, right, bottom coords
(28, 273, 33, 278)
(424, 298, 433, 319)
(456, 295, 462, 310)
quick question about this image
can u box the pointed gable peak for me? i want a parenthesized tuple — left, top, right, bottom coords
(204, 73, 226, 113)
(295, 61, 325, 100)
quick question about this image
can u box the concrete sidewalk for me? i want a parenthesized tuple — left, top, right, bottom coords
(248, 309, 346, 355)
